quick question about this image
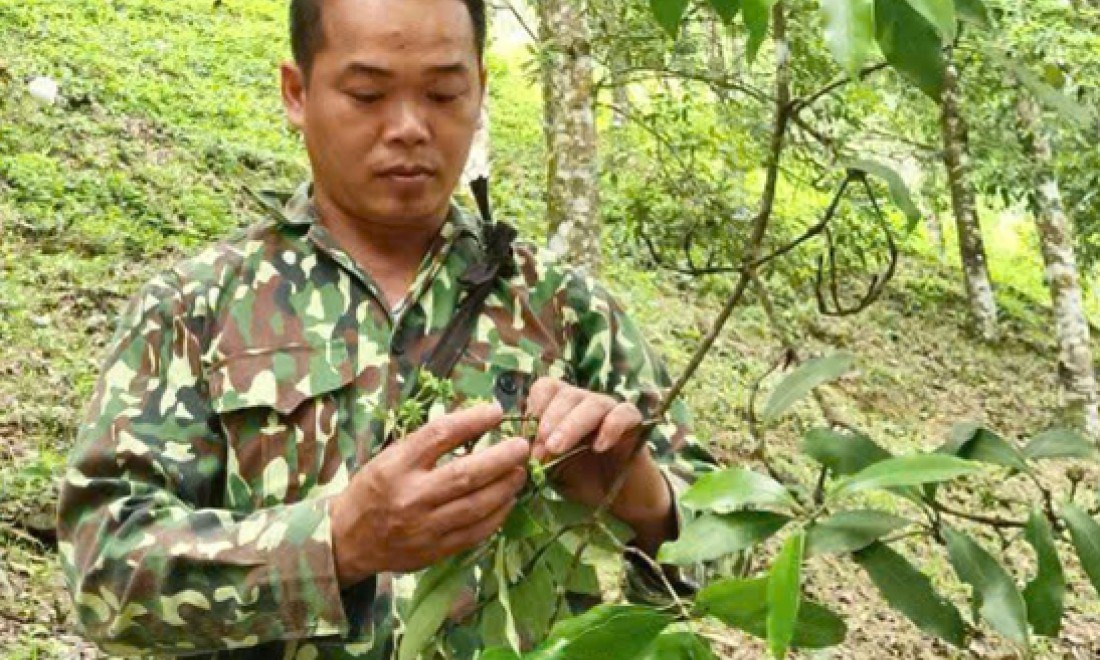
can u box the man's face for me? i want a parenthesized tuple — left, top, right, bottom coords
(282, 0, 484, 227)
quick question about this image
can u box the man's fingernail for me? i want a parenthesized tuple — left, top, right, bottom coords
(547, 432, 563, 453)
(594, 437, 608, 453)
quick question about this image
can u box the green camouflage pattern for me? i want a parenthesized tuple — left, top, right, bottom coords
(57, 182, 715, 657)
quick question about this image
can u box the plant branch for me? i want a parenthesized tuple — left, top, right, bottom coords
(930, 500, 1027, 529)
(792, 62, 890, 113)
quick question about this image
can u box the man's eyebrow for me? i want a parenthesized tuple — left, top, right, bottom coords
(426, 63, 469, 76)
(342, 62, 470, 78)
(344, 63, 394, 77)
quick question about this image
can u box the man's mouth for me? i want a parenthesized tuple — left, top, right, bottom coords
(378, 165, 435, 183)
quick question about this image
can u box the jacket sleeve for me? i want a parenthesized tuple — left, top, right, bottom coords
(56, 274, 350, 656)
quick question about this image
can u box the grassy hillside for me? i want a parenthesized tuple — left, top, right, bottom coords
(2, 1, 1099, 657)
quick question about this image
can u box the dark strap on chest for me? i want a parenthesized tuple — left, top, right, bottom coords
(421, 218, 517, 379)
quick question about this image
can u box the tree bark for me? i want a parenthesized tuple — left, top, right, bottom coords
(939, 48, 999, 340)
(706, 17, 726, 78)
(539, 0, 601, 273)
(1016, 92, 1100, 438)
(924, 210, 945, 260)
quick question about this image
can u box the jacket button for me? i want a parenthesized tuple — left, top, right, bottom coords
(497, 373, 519, 396)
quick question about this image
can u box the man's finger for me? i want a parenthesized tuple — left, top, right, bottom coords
(421, 437, 530, 505)
(544, 394, 616, 455)
(427, 467, 527, 533)
(537, 387, 585, 448)
(526, 377, 561, 418)
(593, 402, 643, 454)
(406, 402, 504, 466)
(435, 495, 516, 558)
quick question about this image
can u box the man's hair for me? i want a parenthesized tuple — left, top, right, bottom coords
(290, 0, 487, 78)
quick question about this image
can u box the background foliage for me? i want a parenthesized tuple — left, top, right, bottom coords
(2, 0, 1100, 657)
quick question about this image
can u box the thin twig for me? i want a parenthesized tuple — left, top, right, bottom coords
(930, 500, 1027, 529)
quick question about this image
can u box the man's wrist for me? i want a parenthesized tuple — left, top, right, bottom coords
(610, 455, 677, 556)
(330, 493, 378, 588)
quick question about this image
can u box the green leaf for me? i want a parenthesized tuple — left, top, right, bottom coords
(833, 454, 980, 496)
(511, 560, 556, 643)
(398, 557, 471, 660)
(874, 0, 946, 99)
(706, 0, 741, 23)
(696, 578, 846, 649)
(535, 605, 673, 659)
(767, 533, 804, 658)
(806, 510, 911, 556)
(681, 467, 797, 513)
(658, 511, 791, 565)
(493, 540, 521, 653)
(845, 159, 922, 230)
(1022, 510, 1065, 637)
(900, 0, 956, 42)
(943, 528, 1029, 647)
(650, 0, 690, 38)
(763, 352, 855, 423)
(641, 630, 717, 659)
(1060, 503, 1100, 598)
(503, 502, 543, 540)
(789, 603, 848, 649)
(936, 422, 1028, 472)
(954, 0, 990, 26)
(852, 542, 967, 647)
(695, 577, 770, 630)
(544, 541, 601, 595)
(540, 499, 635, 549)
(1011, 61, 1096, 128)
(801, 427, 893, 475)
(820, 0, 875, 78)
(1022, 428, 1098, 461)
(742, 0, 778, 65)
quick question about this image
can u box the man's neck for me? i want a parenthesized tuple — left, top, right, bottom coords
(312, 188, 447, 311)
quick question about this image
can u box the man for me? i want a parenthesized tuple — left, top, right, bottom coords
(57, 0, 708, 656)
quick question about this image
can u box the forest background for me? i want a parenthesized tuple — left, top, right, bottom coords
(2, 0, 1100, 657)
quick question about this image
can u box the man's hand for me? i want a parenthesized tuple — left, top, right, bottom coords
(527, 378, 675, 556)
(330, 403, 529, 587)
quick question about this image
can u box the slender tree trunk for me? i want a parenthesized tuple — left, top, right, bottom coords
(610, 49, 630, 130)
(707, 17, 726, 78)
(939, 48, 999, 340)
(924, 210, 945, 260)
(1016, 93, 1100, 438)
(539, 0, 600, 273)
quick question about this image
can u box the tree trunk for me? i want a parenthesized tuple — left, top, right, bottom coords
(939, 48, 999, 340)
(539, 0, 600, 274)
(610, 49, 630, 129)
(924, 210, 945, 260)
(707, 17, 726, 78)
(1016, 93, 1100, 438)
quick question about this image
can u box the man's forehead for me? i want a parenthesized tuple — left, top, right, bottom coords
(320, 0, 477, 59)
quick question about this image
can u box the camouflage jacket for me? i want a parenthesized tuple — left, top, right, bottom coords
(57, 183, 712, 658)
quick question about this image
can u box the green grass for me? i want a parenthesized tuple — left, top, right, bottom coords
(2, 1, 1099, 657)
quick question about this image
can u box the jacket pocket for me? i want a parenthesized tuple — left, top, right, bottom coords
(206, 340, 356, 509)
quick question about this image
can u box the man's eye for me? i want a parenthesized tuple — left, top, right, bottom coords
(427, 92, 461, 104)
(350, 92, 383, 104)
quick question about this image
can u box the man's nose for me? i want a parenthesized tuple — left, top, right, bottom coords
(384, 97, 430, 146)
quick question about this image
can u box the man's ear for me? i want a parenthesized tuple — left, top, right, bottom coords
(280, 61, 307, 131)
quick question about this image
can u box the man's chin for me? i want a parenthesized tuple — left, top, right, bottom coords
(360, 197, 448, 227)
